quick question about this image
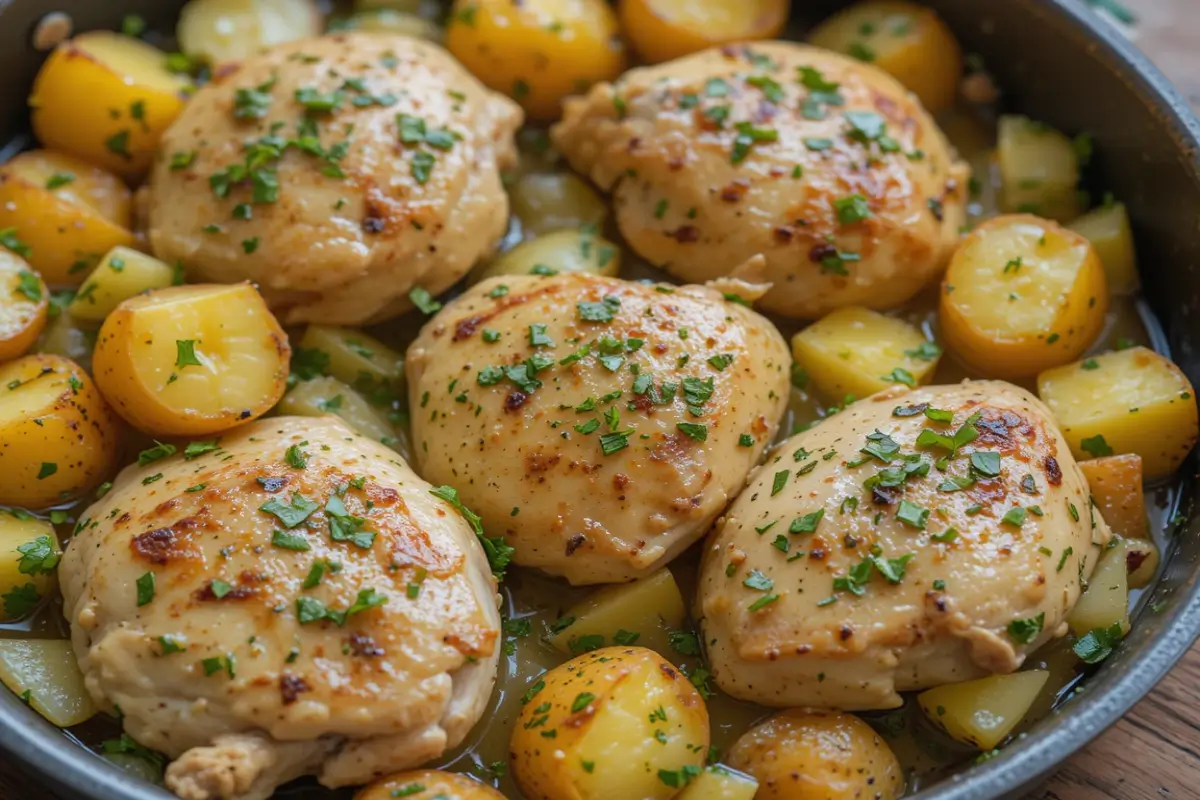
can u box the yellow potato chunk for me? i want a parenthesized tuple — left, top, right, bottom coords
(511, 646, 709, 800)
(0, 250, 48, 362)
(675, 766, 758, 800)
(29, 32, 191, 178)
(1068, 542, 1129, 637)
(808, 0, 961, 112)
(791, 306, 940, 401)
(355, 770, 504, 800)
(548, 568, 686, 658)
(940, 215, 1108, 379)
(178, 0, 322, 64)
(1037, 346, 1198, 481)
(1069, 202, 1138, 295)
(0, 515, 61, 622)
(0, 639, 97, 727)
(727, 710, 903, 800)
(92, 283, 290, 437)
(278, 376, 404, 455)
(997, 115, 1083, 222)
(298, 325, 405, 401)
(1078, 454, 1147, 540)
(511, 172, 608, 236)
(446, 0, 626, 121)
(620, 0, 788, 65)
(0, 354, 119, 509)
(918, 671, 1049, 751)
(1123, 538, 1159, 590)
(476, 228, 621, 284)
(69, 247, 177, 323)
(0, 150, 135, 285)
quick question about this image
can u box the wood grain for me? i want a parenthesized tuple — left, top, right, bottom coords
(2, 1, 1199, 798)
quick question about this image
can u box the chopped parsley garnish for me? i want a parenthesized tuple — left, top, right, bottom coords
(1007, 612, 1045, 644)
(1080, 434, 1114, 457)
(430, 485, 513, 579)
(409, 287, 442, 314)
(175, 340, 203, 368)
(260, 493, 319, 528)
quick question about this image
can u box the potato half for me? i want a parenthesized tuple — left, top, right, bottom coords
(621, 0, 788, 64)
(92, 283, 290, 437)
(0, 250, 48, 362)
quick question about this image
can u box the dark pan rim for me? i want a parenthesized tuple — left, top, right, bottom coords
(2, 2, 1200, 799)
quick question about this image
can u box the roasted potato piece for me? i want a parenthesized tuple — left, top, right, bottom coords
(675, 766, 758, 800)
(808, 0, 961, 112)
(620, 0, 788, 64)
(1037, 346, 1199, 481)
(1068, 541, 1130, 637)
(790, 306, 940, 401)
(548, 568, 686, 658)
(0, 150, 135, 285)
(727, 710, 903, 800)
(1078, 454, 1147, 540)
(0, 354, 119, 509)
(297, 325, 405, 402)
(511, 172, 608, 236)
(29, 32, 191, 178)
(0, 639, 97, 727)
(355, 770, 504, 800)
(939, 215, 1108, 379)
(511, 646, 709, 800)
(446, 0, 626, 121)
(0, 515, 61, 622)
(0, 250, 48, 362)
(1123, 538, 1160, 589)
(918, 671, 1049, 751)
(92, 283, 290, 437)
(997, 115, 1083, 222)
(179, 0, 322, 64)
(475, 228, 621, 283)
(68, 247, 176, 323)
(277, 376, 405, 456)
(1069, 202, 1139, 295)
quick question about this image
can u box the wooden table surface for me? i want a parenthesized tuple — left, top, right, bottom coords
(4, 1, 1200, 799)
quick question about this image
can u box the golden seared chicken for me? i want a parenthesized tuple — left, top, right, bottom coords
(406, 273, 791, 584)
(147, 33, 521, 326)
(697, 381, 1109, 710)
(58, 417, 501, 800)
(552, 42, 969, 319)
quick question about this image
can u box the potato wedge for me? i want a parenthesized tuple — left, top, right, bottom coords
(1078, 454, 1147, 540)
(791, 306, 940, 401)
(675, 766, 758, 800)
(918, 671, 1049, 751)
(511, 647, 709, 800)
(511, 173, 608, 236)
(0, 354, 119, 509)
(0, 639, 97, 727)
(1069, 202, 1138, 295)
(475, 228, 621, 284)
(0, 150, 135, 285)
(69, 247, 177, 323)
(939, 214, 1108, 379)
(997, 115, 1082, 222)
(0, 515, 61, 623)
(29, 32, 191, 178)
(621, 0, 788, 65)
(1037, 346, 1198, 481)
(0, 250, 49, 362)
(297, 325, 405, 403)
(277, 376, 405, 456)
(548, 568, 686, 658)
(92, 283, 290, 437)
(1068, 541, 1130, 637)
(179, 0, 322, 64)
(808, 0, 960, 112)
(446, 0, 626, 121)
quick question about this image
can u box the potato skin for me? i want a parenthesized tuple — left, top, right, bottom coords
(0, 354, 120, 509)
(727, 710, 903, 800)
(0, 250, 49, 362)
(355, 770, 505, 800)
(511, 646, 709, 800)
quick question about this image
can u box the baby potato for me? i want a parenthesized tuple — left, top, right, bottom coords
(620, 0, 788, 64)
(0, 354, 120, 509)
(1069, 202, 1139, 295)
(997, 115, 1083, 222)
(511, 172, 608, 236)
(92, 283, 290, 438)
(0, 250, 49, 362)
(68, 247, 177, 323)
(297, 325, 405, 402)
(726, 710, 903, 800)
(939, 214, 1108, 379)
(278, 376, 405, 455)
(512, 646, 709, 800)
(179, 0, 322, 64)
(0, 639, 97, 727)
(791, 307, 940, 401)
(1078, 454, 1147, 540)
(446, 0, 626, 121)
(0, 515, 61, 622)
(1068, 541, 1130, 637)
(548, 568, 686, 658)
(0, 150, 135, 285)
(918, 671, 1049, 751)
(808, 0, 961, 112)
(676, 766, 758, 800)
(1037, 346, 1199, 481)
(29, 32, 191, 179)
(355, 770, 504, 800)
(475, 228, 621, 284)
